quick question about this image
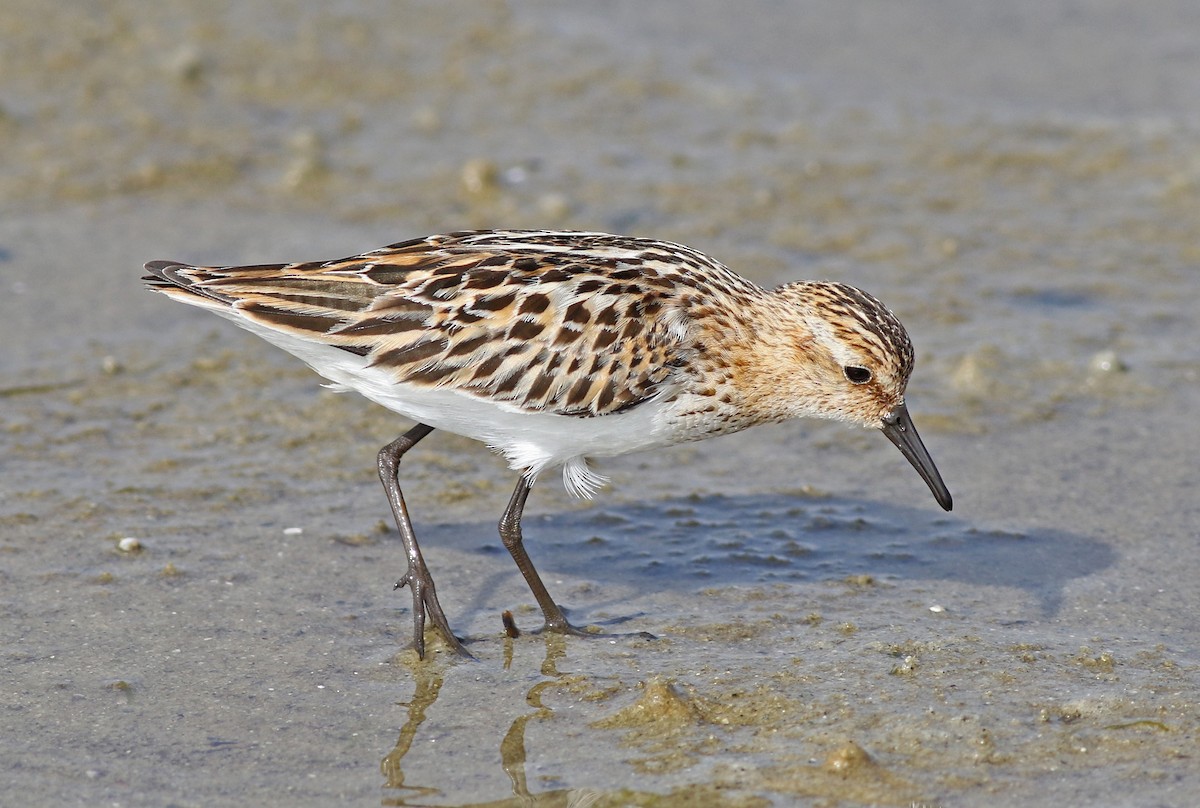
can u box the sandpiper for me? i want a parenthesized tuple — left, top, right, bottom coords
(145, 229, 952, 658)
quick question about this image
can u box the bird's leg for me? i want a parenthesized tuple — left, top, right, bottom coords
(498, 474, 592, 636)
(378, 424, 470, 659)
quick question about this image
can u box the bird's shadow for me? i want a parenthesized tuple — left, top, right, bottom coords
(418, 492, 1113, 619)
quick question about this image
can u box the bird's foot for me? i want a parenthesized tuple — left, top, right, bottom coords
(394, 567, 473, 660)
(519, 610, 656, 642)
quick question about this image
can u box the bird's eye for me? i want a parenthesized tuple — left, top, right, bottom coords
(844, 366, 872, 384)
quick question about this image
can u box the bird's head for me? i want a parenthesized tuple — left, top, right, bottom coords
(770, 281, 953, 511)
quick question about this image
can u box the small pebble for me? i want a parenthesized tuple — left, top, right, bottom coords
(165, 45, 204, 82)
(502, 165, 529, 184)
(537, 193, 570, 218)
(117, 536, 142, 553)
(460, 158, 499, 194)
(412, 107, 441, 133)
(823, 741, 875, 774)
(1088, 350, 1126, 374)
(283, 527, 303, 536)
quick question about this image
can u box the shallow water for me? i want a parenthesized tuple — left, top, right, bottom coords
(3, 1, 1199, 806)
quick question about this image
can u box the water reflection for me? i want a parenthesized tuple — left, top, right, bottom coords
(499, 635, 568, 800)
(381, 634, 589, 807)
(380, 660, 445, 803)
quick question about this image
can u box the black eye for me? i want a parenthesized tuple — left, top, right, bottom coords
(844, 366, 872, 384)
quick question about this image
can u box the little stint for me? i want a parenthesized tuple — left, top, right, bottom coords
(145, 229, 952, 658)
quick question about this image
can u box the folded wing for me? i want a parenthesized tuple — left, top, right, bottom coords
(143, 231, 694, 417)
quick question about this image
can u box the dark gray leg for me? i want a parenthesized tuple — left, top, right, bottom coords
(379, 424, 470, 659)
(499, 474, 592, 636)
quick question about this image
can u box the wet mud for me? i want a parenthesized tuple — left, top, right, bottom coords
(3, 1, 1199, 806)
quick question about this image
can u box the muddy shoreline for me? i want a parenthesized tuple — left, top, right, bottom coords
(3, 2, 1199, 805)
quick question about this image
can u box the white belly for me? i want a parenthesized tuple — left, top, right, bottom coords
(207, 307, 681, 497)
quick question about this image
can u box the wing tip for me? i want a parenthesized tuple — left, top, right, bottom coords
(141, 260, 238, 309)
(144, 259, 186, 271)
(142, 259, 190, 286)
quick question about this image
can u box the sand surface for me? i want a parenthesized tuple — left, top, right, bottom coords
(3, 2, 1199, 805)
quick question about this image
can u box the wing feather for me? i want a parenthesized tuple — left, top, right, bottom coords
(142, 230, 723, 417)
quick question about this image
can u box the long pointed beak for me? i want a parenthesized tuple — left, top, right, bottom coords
(881, 404, 953, 511)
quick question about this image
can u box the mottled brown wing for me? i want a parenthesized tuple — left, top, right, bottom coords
(145, 232, 693, 417)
